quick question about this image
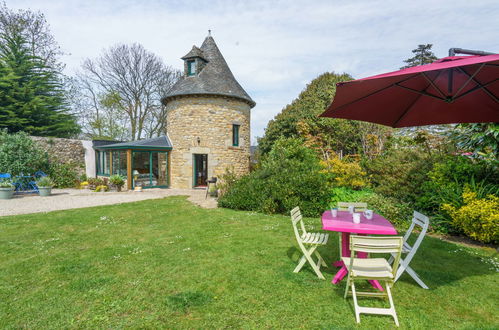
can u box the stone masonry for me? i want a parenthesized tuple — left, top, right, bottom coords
(30, 136, 86, 175)
(166, 95, 251, 189)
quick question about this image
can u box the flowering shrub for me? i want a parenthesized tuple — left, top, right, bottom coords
(95, 185, 109, 192)
(442, 189, 499, 243)
(320, 157, 367, 190)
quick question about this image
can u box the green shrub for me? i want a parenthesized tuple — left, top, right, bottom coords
(442, 188, 499, 243)
(364, 146, 435, 205)
(48, 161, 82, 188)
(320, 157, 368, 190)
(109, 174, 125, 186)
(358, 193, 413, 229)
(329, 187, 374, 208)
(218, 138, 330, 217)
(417, 155, 498, 233)
(0, 130, 48, 175)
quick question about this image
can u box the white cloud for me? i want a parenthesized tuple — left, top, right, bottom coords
(9, 0, 499, 144)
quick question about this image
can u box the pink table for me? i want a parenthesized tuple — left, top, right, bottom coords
(322, 210, 397, 290)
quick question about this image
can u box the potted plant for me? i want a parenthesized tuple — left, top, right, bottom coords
(36, 176, 54, 197)
(109, 175, 125, 192)
(0, 179, 15, 200)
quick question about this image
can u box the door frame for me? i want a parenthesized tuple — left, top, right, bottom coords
(192, 153, 208, 187)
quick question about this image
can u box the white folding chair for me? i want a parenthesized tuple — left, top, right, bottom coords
(388, 211, 430, 289)
(290, 206, 329, 279)
(343, 235, 404, 326)
(336, 202, 368, 261)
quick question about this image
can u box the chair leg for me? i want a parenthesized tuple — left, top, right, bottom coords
(351, 282, 361, 324)
(294, 246, 325, 279)
(314, 250, 327, 267)
(405, 265, 429, 289)
(293, 255, 307, 273)
(385, 282, 399, 327)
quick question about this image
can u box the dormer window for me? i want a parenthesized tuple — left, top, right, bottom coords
(187, 60, 196, 76)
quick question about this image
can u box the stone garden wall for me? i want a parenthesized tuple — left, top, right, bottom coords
(30, 136, 90, 176)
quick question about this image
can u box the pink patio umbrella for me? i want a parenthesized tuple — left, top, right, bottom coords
(320, 51, 499, 127)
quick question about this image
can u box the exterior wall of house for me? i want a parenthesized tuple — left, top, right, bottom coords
(165, 95, 251, 189)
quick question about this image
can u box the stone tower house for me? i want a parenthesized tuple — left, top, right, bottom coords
(162, 34, 255, 189)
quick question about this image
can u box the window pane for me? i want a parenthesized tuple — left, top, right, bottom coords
(188, 60, 196, 75)
(112, 151, 127, 176)
(232, 124, 240, 146)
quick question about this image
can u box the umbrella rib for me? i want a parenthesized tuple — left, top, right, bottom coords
(392, 90, 425, 127)
(421, 72, 446, 98)
(394, 84, 446, 101)
(453, 63, 485, 99)
(453, 78, 499, 103)
(328, 75, 416, 113)
(456, 67, 499, 103)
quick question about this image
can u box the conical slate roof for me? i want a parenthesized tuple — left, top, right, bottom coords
(162, 35, 255, 108)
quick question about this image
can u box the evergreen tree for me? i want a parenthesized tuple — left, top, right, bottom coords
(257, 72, 391, 158)
(401, 44, 438, 69)
(0, 20, 79, 137)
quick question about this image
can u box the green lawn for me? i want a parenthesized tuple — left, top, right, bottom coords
(0, 196, 497, 328)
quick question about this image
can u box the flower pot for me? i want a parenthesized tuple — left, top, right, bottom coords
(38, 187, 52, 197)
(0, 187, 14, 199)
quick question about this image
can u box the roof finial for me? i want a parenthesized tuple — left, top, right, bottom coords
(208, 29, 211, 36)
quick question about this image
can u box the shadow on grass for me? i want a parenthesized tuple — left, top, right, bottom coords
(286, 234, 497, 290)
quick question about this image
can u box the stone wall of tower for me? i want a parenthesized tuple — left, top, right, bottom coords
(165, 95, 251, 189)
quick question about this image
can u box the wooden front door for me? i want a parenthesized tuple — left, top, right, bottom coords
(193, 154, 208, 187)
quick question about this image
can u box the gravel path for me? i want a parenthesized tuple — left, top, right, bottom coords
(0, 188, 217, 217)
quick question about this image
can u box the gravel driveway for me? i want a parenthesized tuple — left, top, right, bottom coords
(0, 188, 217, 217)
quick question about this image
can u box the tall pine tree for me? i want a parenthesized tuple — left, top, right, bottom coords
(401, 44, 438, 69)
(0, 7, 79, 137)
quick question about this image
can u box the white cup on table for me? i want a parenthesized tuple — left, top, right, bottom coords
(348, 206, 355, 214)
(353, 213, 361, 223)
(364, 210, 373, 220)
(331, 208, 338, 217)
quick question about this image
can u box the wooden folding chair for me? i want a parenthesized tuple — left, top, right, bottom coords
(388, 211, 430, 289)
(335, 202, 368, 262)
(290, 206, 329, 279)
(343, 235, 404, 326)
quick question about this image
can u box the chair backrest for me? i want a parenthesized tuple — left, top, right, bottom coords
(34, 171, 47, 178)
(337, 202, 368, 212)
(402, 211, 430, 256)
(290, 206, 307, 242)
(350, 235, 404, 278)
(0, 173, 11, 179)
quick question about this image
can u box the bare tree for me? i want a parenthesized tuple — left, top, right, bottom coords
(0, 2, 63, 69)
(76, 43, 180, 140)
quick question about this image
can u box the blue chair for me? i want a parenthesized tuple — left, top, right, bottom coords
(34, 171, 47, 178)
(0, 173, 11, 179)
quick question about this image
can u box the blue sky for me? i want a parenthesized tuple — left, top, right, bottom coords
(11, 0, 499, 143)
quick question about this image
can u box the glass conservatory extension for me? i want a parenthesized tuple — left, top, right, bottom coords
(94, 136, 172, 190)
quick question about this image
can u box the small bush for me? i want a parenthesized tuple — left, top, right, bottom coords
(95, 185, 109, 192)
(48, 161, 82, 188)
(442, 188, 499, 243)
(0, 130, 48, 175)
(218, 138, 330, 217)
